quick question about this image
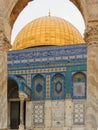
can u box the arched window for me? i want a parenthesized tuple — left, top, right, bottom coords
(51, 73, 65, 100)
(72, 72, 86, 99)
(32, 74, 45, 100)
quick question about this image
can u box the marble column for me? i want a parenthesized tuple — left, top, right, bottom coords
(0, 31, 11, 130)
(19, 99, 24, 130)
(84, 25, 98, 130)
(19, 92, 27, 130)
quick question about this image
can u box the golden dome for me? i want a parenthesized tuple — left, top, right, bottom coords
(12, 16, 84, 50)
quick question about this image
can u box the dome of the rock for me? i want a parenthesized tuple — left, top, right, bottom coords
(12, 16, 84, 50)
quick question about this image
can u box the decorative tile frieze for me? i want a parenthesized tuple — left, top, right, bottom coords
(8, 67, 66, 74)
(8, 44, 87, 61)
(8, 62, 86, 72)
(27, 74, 31, 87)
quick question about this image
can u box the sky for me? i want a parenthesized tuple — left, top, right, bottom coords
(11, 0, 85, 44)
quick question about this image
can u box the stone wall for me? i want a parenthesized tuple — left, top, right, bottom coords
(26, 100, 86, 130)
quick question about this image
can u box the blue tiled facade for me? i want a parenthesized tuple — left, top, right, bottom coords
(8, 44, 87, 100)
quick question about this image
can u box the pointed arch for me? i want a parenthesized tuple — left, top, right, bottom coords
(32, 74, 46, 100)
(8, 75, 19, 99)
(51, 73, 65, 100)
(72, 72, 86, 99)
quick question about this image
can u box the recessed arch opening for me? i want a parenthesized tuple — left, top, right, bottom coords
(8, 77, 19, 99)
(10, 0, 85, 45)
(7, 77, 20, 129)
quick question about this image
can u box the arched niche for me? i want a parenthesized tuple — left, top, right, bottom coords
(51, 73, 65, 100)
(8, 77, 19, 99)
(7, 77, 20, 129)
(32, 74, 46, 100)
(72, 72, 86, 99)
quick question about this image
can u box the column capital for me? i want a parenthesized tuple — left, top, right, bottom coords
(84, 25, 98, 46)
(0, 30, 11, 51)
(18, 124, 24, 130)
(19, 92, 28, 100)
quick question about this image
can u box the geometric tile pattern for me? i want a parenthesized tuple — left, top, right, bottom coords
(8, 67, 66, 74)
(73, 102, 85, 125)
(8, 62, 86, 72)
(27, 74, 31, 87)
(46, 75, 50, 98)
(33, 103, 44, 126)
(51, 74, 65, 100)
(32, 75, 45, 100)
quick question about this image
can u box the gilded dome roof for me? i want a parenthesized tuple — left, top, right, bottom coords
(12, 16, 84, 50)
